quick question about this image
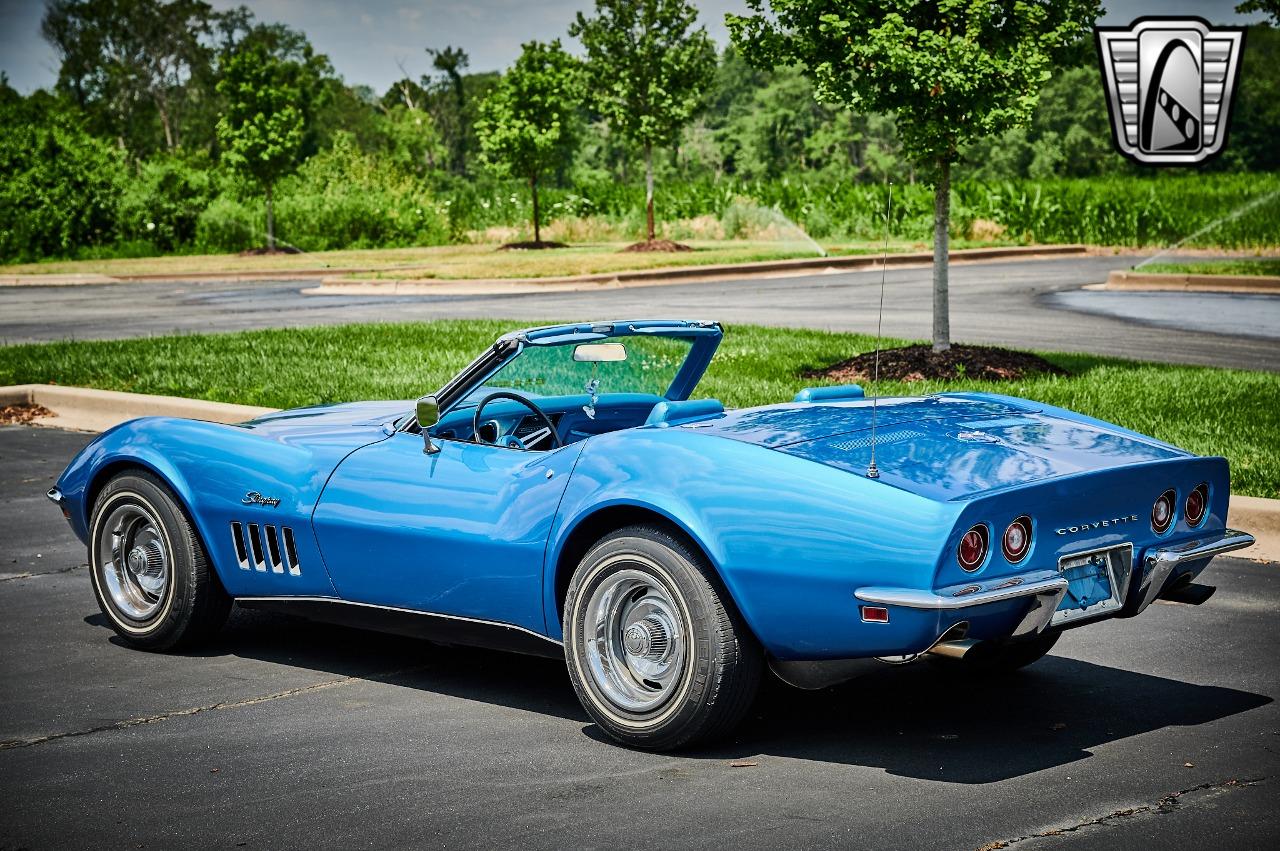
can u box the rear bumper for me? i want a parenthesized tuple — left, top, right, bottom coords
(855, 529, 1256, 650)
(856, 575, 1069, 639)
(1135, 528, 1255, 614)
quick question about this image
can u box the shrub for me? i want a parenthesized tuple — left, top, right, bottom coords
(194, 195, 260, 253)
(117, 154, 220, 253)
(0, 93, 125, 261)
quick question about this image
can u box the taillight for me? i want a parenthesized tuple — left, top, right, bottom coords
(1185, 484, 1208, 527)
(1152, 489, 1176, 534)
(1002, 515, 1033, 563)
(957, 524, 989, 572)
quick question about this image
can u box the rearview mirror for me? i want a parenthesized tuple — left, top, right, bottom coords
(416, 395, 440, 454)
(573, 342, 627, 363)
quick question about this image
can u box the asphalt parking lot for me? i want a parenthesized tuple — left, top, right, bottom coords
(2, 425, 1278, 850)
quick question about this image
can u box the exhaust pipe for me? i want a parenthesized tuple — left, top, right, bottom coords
(927, 638, 984, 660)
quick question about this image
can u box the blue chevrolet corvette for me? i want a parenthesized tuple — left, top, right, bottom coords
(49, 320, 1255, 749)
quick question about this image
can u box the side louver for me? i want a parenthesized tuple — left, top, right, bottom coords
(231, 521, 301, 576)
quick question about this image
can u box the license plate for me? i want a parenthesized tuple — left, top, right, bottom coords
(1051, 545, 1129, 627)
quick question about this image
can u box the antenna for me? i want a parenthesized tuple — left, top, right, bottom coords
(867, 181, 893, 480)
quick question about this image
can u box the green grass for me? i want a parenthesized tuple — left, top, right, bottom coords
(1, 321, 1277, 497)
(1140, 259, 1280, 277)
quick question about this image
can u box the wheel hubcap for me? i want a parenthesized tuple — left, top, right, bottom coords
(96, 502, 170, 621)
(582, 568, 687, 714)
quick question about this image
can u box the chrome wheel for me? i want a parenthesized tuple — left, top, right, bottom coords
(95, 500, 171, 622)
(581, 567, 688, 714)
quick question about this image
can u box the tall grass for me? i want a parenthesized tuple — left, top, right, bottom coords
(447, 172, 1280, 248)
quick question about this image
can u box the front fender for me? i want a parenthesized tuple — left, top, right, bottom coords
(55, 416, 386, 597)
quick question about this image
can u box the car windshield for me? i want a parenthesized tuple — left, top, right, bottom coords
(459, 335, 696, 406)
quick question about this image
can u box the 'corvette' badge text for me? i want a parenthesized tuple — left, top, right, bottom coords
(242, 491, 281, 508)
(1056, 514, 1139, 535)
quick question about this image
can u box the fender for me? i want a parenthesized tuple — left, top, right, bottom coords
(544, 427, 955, 658)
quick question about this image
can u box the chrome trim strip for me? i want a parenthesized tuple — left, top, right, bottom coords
(855, 576, 1069, 610)
(234, 596, 564, 645)
(1137, 528, 1256, 614)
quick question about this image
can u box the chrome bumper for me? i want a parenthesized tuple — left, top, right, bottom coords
(46, 487, 63, 505)
(855, 576, 1069, 638)
(1136, 528, 1256, 614)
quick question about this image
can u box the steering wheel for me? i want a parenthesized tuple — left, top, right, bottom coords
(471, 391, 563, 450)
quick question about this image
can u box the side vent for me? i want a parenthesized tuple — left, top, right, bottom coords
(231, 521, 301, 576)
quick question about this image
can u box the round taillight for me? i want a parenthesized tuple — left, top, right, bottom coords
(1152, 489, 1176, 534)
(1185, 484, 1208, 527)
(1002, 516, 1033, 563)
(957, 524, 989, 572)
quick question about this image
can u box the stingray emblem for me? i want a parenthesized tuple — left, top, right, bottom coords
(1095, 17, 1246, 165)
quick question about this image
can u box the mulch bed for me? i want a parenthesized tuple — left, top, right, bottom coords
(238, 246, 303, 256)
(621, 239, 693, 253)
(498, 240, 569, 250)
(809, 344, 1069, 383)
(0, 403, 55, 425)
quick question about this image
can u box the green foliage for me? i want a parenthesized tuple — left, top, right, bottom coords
(572, 0, 716, 151)
(2, 321, 1277, 497)
(729, 1, 1102, 167)
(216, 42, 306, 193)
(193, 194, 259, 253)
(572, 0, 716, 237)
(476, 41, 583, 240)
(272, 133, 448, 250)
(117, 153, 220, 252)
(41, 0, 228, 156)
(0, 88, 125, 261)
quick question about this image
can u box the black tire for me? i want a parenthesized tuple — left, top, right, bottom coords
(563, 524, 762, 750)
(88, 470, 231, 651)
(934, 630, 1061, 676)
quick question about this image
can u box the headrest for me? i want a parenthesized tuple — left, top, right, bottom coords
(644, 398, 725, 428)
(793, 384, 865, 403)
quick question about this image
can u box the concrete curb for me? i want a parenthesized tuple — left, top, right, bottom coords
(1228, 496, 1280, 563)
(0, 244, 1087, 290)
(1105, 270, 1280, 293)
(0, 384, 277, 433)
(0, 273, 122, 286)
(304, 244, 1090, 297)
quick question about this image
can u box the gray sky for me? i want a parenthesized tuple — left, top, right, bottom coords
(0, 0, 1268, 96)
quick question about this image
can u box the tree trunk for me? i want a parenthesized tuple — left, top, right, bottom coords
(266, 183, 276, 250)
(531, 174, 540, 245)
(931, 160, 951, 352)
(644, 142, 655, 242)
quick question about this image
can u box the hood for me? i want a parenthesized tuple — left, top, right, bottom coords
(697, 395, 1187, 501)
(236, 400, 410, 448)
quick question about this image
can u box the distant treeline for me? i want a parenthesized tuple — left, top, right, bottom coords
(2, 0, 1278, 262)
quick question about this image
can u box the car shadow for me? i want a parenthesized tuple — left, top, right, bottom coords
(91, 607, 1271, 782)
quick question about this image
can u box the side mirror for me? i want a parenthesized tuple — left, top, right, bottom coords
(416, 395, 440, 455)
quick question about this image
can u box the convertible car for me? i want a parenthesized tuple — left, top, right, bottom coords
(49, 319, 1255, 749)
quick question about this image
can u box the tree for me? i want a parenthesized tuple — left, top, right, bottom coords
(41, 0, 227, 155)
(476, 41, 583, 245)
(729, 1, 1099, 351)
(215, 42, 305, 250)
(571, 0, 716, 244)
(1237, 1, 1279, 24)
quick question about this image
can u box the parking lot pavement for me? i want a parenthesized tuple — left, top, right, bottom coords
(3, 255, 1279, 372)
(2, 424, 1278, 850)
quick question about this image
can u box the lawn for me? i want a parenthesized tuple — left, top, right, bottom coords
(0, 238, 1012, 281)
(1139, 259, 1280, 277)
(2, 321, 1277, 497)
